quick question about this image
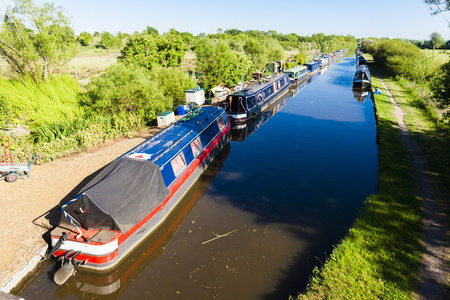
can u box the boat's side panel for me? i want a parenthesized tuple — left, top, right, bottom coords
(228, 74, 290, 123)
(115, 128, 230, 268)
(71, 116, 230, 271)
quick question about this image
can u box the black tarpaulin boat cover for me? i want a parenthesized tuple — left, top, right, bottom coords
(63, 158, 170, 233)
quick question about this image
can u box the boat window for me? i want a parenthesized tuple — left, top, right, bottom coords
(190, 137, 202, 157)
(171, 153, 187, 176)
(217, 115, 226, 130)
(247, 96, 256, 108)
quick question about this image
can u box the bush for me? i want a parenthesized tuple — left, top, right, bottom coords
(371, 39, 421, 78)
(81, 63, 172, 124)
(196, 40, 252, 91)
(149, 67, 197, 109)
(430, 60, 450, 107)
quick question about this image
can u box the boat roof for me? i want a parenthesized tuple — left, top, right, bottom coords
(284, 65, 307, 73)
(229, 73, 288, 97)
(123, 106, 224, 168)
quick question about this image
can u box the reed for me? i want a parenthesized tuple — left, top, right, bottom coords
(0, 75, 83, 127)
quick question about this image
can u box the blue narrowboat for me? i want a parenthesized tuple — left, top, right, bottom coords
(50, 106, 230, 282)
(231, 92, 289, 142)
(284, 65, 308, 83)
(225, 73, 291, 123)
(353, 65, 371, 88)
(304, 61, 320, 74)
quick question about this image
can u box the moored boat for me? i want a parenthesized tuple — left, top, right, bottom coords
(225, 73, 290, 123)
(304, 61, 320, 75)
(53, 144, 231, 297)
(353, 65, 371, 88)
(231, 92, 289, 142)
(284, 65, 308, 83)
(50, 106, 230, 282)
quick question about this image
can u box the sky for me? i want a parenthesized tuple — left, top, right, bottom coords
(1, 0, 450, 40)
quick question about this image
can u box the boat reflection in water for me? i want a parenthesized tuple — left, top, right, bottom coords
(53, 144, 231, 299)
(290, 79, 307, 98)
(352, 87, 372, 103)
(231, 93, 290, 142)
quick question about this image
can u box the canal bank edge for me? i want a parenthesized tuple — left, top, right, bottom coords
(0, 246, 48, 294)
(297, 57, 449, 299)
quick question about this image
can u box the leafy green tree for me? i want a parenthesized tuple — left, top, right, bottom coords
(77, 32, 93, 46)
(195, 40, 252, 91)
(157, 29, 185, 67)
(371, 39, 421, 78)
(118, 34, 159, 69)
(0, 0, 77, 82)
(243, 37, 285, 71)
(144, 26, 159, 36)
(100, 31, 114, 48)
(429, 32, 445, 54)
(149, 67, 197, 108)
(430, 60, 450, 106)
(119, 30, 185, 70)
(423, 0, 450, 15)
(224, 29, 243, 36)
(82, 63, 171, 124)
(243, 38, 267, 70)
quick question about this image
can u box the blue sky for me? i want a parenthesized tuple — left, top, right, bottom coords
(2, 0, 450, 40)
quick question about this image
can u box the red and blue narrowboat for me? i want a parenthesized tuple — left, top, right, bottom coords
(50, 106, 230, 284)
(225, 73, 290, 123)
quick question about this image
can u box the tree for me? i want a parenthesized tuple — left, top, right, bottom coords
(82, 64, 171, 124)
(0, 0, 77, 82)
(119, 30, 185, 70)
(144, 26, 159, 36)
(99, 31, 114, 48)
(149, 67, 197, 109)
(195, 40, 252, 91)
(77, 32, 93, 46)
(430, 60, 450, 107)
(157, 29, 185, 67)
(429, 32, 445, 54)
(118, 34, 159, 69)
(423, 0, 450, 15)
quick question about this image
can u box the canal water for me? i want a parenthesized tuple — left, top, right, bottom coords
(16, 56, 378, 299)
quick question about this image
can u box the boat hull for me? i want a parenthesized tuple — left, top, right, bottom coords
(227, 83, 291, 123)
(51, 109, 230, 271)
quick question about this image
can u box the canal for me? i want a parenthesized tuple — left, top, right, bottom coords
(15, 56, 378, 299)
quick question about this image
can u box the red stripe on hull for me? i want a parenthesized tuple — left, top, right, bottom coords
(118, 124, 230, 245)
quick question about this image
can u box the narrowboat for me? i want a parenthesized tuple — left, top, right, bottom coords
(50, 106, 230, 284)
(353, 65, 371, 88)
(304, 61, 320, 74)
(231, 93, 289, 142)
(356, 55, 366, 67)
(54, 144, 230, 296)
(225, 73, 291, 123)
(284, 65, 308, 83)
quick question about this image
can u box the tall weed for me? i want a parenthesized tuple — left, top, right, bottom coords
(0, 75, 83, 126)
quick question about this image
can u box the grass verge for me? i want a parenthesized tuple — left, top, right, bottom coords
(295, 65, 424, 299)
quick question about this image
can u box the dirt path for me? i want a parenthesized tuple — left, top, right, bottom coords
(0, 135, 152, 288)
(378, 77, 450, 299)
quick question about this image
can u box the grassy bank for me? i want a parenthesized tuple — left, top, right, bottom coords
(296, 66, 427, 299)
